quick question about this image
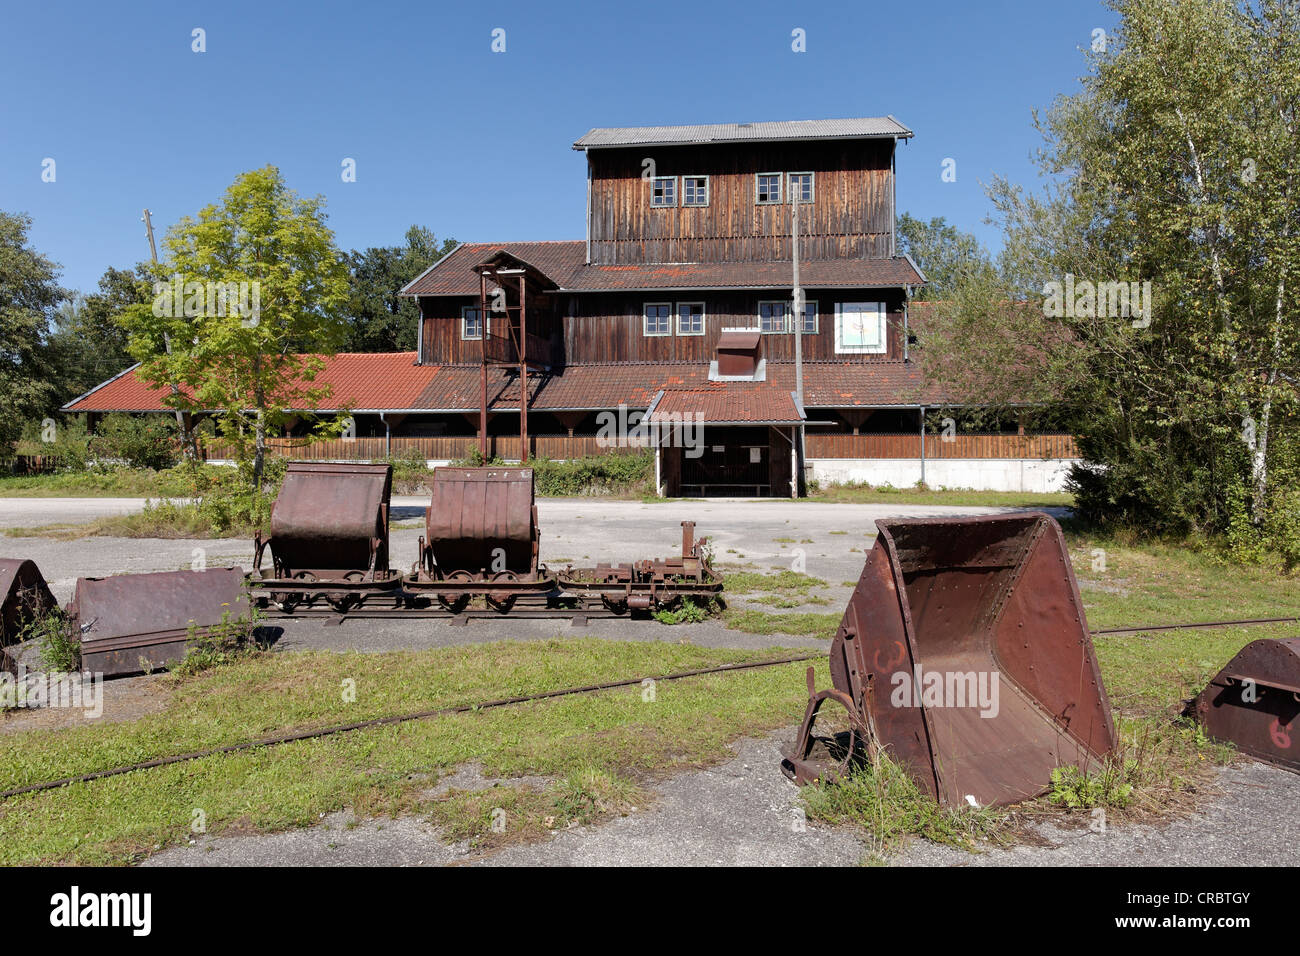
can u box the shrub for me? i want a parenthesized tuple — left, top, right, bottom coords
(88, 414, 181, 470)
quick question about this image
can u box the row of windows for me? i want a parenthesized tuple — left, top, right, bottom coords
(649, 171, 814, 208)
(641, 300, 889, 354)
(460, 300, 887, 354)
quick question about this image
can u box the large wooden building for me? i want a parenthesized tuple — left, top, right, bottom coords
(401, 117, 929, 496)
(64, 117, 1079, 495)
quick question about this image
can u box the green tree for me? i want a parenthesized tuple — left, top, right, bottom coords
(896, 213, 997, 301)
(49, 265, 147, 402)
(344, 225, 456, 351)
(923, 0, 1300, 549)
(0, 211, 65, 453)
(119, 166, 351, 485)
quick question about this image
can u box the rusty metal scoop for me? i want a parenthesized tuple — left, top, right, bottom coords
(783, 512, 1117, 807)
(1191, 637, 1300, 773)
(71, 567, 250, 677)
(0, 558, 57, 645)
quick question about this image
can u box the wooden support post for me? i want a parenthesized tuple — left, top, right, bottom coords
(479, 271, 489, 460)
(519, 273, 528, 463)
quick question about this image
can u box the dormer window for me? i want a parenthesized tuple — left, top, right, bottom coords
(682, 176, 709, 207)
(650, 177, 676, 207)
(756, 173, 782, 204)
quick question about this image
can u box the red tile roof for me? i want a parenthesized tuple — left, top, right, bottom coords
(64, 353, 433, 413)
(649, 385, 803, 425)
(400, 240, 923, 295)
(64, 356, 953, 414)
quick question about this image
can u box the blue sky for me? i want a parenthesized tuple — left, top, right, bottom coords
(0, 0, 1111, 294)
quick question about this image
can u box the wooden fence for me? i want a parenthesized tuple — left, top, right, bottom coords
(200, 432, 1078, 463)
(2, 454, 62, 475)
(201, 434, 652, 463)
(804, 433, 1080, 460)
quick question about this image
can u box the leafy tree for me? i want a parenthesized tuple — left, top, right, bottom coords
(896, 213, 997, 301)
(0, 211, 65, 453)
(921, 0, 1300, 551)
(49, 265, 147, 402)
(344, 225, 456, 351)
(119, 166, 351, 485)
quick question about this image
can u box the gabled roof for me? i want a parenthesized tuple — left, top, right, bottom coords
(400, 240, 923, 296)
(402, 241, 587, 297)
(573, 117, 913, 150)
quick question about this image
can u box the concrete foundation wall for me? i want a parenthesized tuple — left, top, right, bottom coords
(809, 458, 1080, 494)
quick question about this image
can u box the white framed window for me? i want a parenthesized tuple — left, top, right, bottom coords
(682, 175, 709, 207)
(758, 300, 788, 334)
(756, 172, 782, 204)
(650, 176, 677, 207)
(798, 299, 818, 334)
(788, 171, 814, 203)
(643, 302, 672, 336)
(835, 302, 887, 354)
(758, 300, 818, 334)
(461, 305, 487, 340)
(676, 301, 705, 335)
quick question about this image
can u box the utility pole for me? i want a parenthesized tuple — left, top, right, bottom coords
(791, 191, 805, 497)
(142, 209, 198, 460)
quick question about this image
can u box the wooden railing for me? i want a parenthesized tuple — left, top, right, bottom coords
(804, 433, 1080, 460)
(202, 434, 651, 463)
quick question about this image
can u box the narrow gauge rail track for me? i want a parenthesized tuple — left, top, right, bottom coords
(4, 614, 1298, 802)
(0, 653, 823, 801)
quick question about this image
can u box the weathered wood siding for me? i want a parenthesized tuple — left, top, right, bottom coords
(558, 290, 906, 365)
(587, 141, 895, 265)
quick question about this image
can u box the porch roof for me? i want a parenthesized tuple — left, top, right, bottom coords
(646, 385, 805, 426)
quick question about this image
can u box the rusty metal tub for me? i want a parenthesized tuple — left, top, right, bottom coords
(0, 558, 57, 645)
(783, 512, 1117, 807)
(71, 567, 250, 677)
(422, 467, 540, 578)
(1191, 637, 1300, 773)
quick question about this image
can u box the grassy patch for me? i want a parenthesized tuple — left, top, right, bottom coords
(723, 608, 841, 640)
(0, 467, 198, 499)
(801, 754, 1007, 861)
(808, 483, 1073, 508)
(0, 640, 814, 865)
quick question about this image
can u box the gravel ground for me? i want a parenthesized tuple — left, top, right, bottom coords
(142, 733, 1300, 867)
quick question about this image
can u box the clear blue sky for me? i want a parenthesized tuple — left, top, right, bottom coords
(1, 0, 1110, 295)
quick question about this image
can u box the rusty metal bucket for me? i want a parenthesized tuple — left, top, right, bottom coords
(423, 467, 540, 578)
(783, 512, 1117, 807)
(257, 462, 393, 581)
(0, 558, 57, 645)
(71, 567, 250, 677)
(1191, 637, 1300, 773)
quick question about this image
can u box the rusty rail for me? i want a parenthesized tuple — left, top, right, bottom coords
(0, 652, 820, 801)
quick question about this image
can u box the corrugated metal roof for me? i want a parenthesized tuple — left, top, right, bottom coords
(573, 117, 912, 150)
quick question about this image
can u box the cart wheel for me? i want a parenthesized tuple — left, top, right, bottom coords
(436, 570, 473, 614)
(487, 571, 519, 613)
(601, 593, 630, 615)
(328, 571, 365, 613)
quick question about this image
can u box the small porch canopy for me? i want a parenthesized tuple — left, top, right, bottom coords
(646, 384, 806, 497)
